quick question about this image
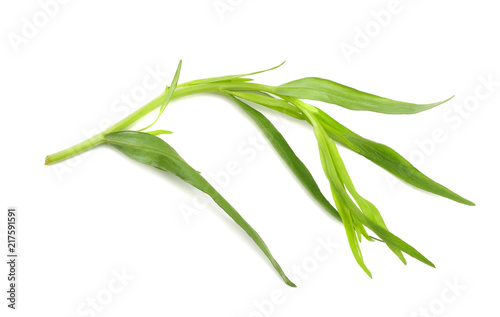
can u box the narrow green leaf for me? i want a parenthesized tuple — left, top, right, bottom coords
(225, 94, 342, 222)
(183, 61, 285, 86)
(104, 131, 296, 287)
(275, 77, 452, 114)
(314, 108, 475, 206)
(139, 60, 182, 131)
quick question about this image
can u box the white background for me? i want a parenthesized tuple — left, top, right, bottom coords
(1, 0, 499, 316)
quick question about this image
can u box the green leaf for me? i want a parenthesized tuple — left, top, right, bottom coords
(104, 131, 296, 287)
(139, 60, 182, 131)
(225, 94, 342, 222)
(314, 108, 475, 206)
(275, 77, 452, 114)
(182, 61, 285, 86)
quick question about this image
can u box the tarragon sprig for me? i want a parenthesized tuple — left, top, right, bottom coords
(45, 61, 473, 286)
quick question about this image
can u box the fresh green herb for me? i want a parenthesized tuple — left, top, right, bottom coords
(45, 61, 473, 286)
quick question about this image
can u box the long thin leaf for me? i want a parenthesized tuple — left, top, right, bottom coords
(104, 131, 296, 287)
(314, 108, 475, 206)
(138, 60, 182, 131)
(225, 94, 342, 222)
(275, 77, 452, 114)
(183, 61, 285, 86)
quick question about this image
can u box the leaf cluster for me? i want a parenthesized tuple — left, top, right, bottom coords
(48, 61, 474, 286)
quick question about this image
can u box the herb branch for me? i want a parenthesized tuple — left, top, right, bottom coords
(45, 61, 474, 286)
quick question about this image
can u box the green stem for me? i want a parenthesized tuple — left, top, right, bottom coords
(45, 82, 275, 165)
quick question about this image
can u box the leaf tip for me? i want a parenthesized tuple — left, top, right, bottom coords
(360, 265, 373, 278)
(442, 95, 455, 104)
(434, 95, 455, 107)
(399, 255, 408, 265)
(286, 280, 297, 288)
(270, 61, 286, 72)
(462, 197, 475, 206)
(454, 196, 475, 206)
